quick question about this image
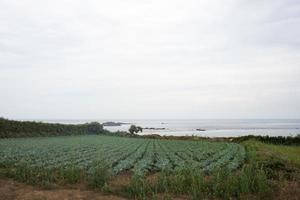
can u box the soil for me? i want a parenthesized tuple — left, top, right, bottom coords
(0, 179, 126, 200)
(277, 180, 300, 200)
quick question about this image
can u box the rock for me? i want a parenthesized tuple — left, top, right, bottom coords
(143, 127, 166, 130)
(102, 122, 129, 126)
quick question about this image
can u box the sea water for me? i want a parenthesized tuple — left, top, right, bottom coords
(44, 119, 300, 137)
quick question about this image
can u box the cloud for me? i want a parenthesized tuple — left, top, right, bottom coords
(0, 0, 300, 119)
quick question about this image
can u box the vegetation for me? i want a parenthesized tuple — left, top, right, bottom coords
(0, 135, 278, 199)
(0, 118, 106, 138)
(0, 119, 299, 199)
(232, 134, 300, 145)
(0, 135, 245, 176)
(124, 164, 269, 200)
(243, 140, 300, 176)
(128, 125, 143, 135)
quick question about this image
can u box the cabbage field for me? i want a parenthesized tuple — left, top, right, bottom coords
(0, 135, 245, 176)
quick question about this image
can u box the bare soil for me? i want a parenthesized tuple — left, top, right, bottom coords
(0, 179, 127, 200)
(276, 180, 300, 200)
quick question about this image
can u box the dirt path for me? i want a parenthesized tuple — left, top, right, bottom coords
(0, 179, 127, 200)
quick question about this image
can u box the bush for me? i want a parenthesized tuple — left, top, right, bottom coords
(0, 118, 105, 138)
(128, 125, 143, 135)
(123, 166, 270, 200)
(233, 135, 300, 145)
(87, 161, 111, 189)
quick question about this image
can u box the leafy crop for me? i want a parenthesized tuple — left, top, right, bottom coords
(0, 135, 245, 177)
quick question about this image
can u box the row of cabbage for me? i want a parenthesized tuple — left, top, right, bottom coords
(0, 135, 245, 176)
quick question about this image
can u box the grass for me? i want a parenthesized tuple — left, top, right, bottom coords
(87, 161, 112, 189)
(0, 163, 111, 189)
(243, 140, 300, 167)
(122, 164, 270, 199)
(242, 140, 300, 199)
(125, 149, 269, 198)
(243, 140, 300, 180)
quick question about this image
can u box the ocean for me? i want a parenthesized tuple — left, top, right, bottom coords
(43, 119, 300, 137)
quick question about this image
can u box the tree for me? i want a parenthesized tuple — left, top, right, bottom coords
(128, 125, 143, 135)
(137, 126, 143, 133)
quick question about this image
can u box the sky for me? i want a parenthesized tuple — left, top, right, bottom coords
(0, 0, 300, 120)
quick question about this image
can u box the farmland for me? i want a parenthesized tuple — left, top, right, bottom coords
(0, 135, 245, 176)
(1, 135, 299, 199)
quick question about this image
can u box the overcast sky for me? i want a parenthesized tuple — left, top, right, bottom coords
(0, 0, 300, 120)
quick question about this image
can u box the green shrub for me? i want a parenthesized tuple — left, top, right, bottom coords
(125, 175, 151, 199)
(0, 118, 105, 138)
(60, 166, 83, 184)
(254, 168, 269, 197)
(124, 166, 270, 200)
(87, 162, 111, 189)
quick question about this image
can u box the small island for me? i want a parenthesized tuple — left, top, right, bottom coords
(143, 127, 166, 130)
(102, 121, 130, 126)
